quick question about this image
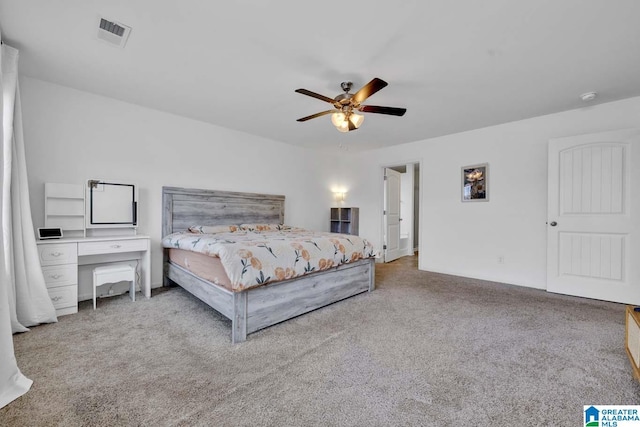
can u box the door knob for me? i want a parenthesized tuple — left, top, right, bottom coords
(549, 221, 557, 227)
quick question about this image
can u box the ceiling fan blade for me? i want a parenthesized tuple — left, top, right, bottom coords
(359, 105, 407, 116)
(296, 110, 337, 122)
(295, 88, 336, 105)
(352, 78, 388, 104)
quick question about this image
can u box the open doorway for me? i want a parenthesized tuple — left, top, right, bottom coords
(382, 162, 420, 263)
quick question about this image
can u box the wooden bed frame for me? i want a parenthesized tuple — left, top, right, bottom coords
(162, 186, 375, 343)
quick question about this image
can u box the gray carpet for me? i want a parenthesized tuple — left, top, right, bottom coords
(2, 255, 639, 426)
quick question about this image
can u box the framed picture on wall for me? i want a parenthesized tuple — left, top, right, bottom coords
(462, 163, 489, 202)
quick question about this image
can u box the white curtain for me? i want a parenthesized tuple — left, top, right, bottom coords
(1, 41, 57, 408)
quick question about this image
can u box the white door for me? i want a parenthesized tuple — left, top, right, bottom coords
(384, 168, 402, 262)
(547, 128, 640, 304)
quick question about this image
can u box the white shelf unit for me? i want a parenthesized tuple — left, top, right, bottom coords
(45, 183, 86, 238)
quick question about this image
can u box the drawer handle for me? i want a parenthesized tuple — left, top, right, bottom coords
(50, 274, 63, 280)
(51, 296, 63, 302)
(111, 244, 122, 249)
(50, 252, 63, 257)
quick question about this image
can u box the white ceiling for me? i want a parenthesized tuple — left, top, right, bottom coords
(2, 0, 640, 152)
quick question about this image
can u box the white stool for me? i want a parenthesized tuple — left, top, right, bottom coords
(93, 264, 136, 310)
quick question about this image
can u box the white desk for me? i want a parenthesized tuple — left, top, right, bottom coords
(36, 235, 150, 316)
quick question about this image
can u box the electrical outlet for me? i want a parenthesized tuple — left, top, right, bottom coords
(108, 289, 114, 295)
(497, 256, 505, 264)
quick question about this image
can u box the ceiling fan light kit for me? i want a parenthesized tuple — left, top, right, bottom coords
(332, 111, 364, 132)
(295, 77, 407, 133)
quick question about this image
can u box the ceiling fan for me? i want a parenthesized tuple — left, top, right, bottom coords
(295, 78, 407, 132)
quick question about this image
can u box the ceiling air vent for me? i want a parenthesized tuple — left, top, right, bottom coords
(96, 17, 131, 48)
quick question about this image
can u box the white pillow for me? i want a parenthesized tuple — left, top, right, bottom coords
(188, 224, 239, 234)
(239, 224, 301, 232)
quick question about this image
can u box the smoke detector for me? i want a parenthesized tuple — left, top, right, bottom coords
(580, 92, 597, 102)
(96, 17, 131, 48)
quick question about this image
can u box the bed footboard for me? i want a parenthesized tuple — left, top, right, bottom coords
(244, 258, 374, 339)
(165, 258, 375, 343)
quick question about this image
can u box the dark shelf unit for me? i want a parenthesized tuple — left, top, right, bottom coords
(330, 207, 359, 235)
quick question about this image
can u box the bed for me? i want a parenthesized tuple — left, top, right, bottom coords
(162, 186, 375, 343)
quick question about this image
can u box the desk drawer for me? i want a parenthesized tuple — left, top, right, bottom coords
(38, 243, 77, 266)
(48, 285, 77, 310)
(42, 265, 77, 288)
(78, 239, 148, 256)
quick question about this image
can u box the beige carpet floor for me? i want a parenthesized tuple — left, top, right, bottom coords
(2, 255, 639, 426)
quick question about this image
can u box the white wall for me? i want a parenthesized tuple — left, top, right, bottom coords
(338, 96, 640, 289)
(20, 77, 339, 288)
(20, 75, 640, 292)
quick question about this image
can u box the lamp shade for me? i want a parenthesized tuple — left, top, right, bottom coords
(336, 121, 349, 132)
(350, 113, 364, 129)
(331, 112, 346, 127)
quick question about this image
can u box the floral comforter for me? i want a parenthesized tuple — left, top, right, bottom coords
(162, 228, 377, 291)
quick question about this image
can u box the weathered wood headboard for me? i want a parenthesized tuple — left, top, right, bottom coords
(162, 186, 285, 285)
(162, 186, 286, 237)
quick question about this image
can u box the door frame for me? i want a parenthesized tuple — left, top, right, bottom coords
(379, 159, 423, 266)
